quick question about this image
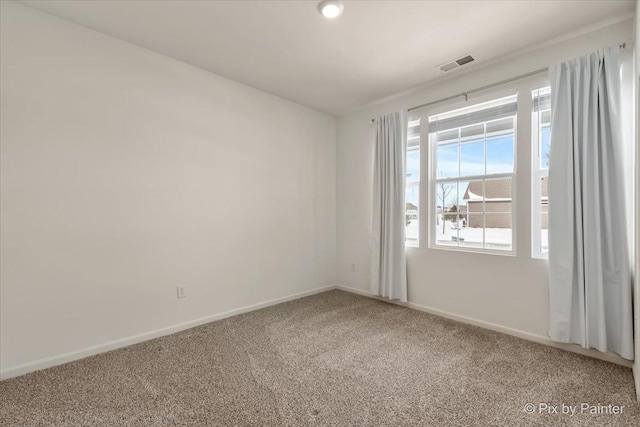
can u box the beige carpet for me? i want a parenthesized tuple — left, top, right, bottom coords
(0, 290, 638, 426)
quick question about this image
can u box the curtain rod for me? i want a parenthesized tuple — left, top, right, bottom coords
(368, 41, 631, 123)
(407, 67, 548, 113)
(367, 67, 546, 124)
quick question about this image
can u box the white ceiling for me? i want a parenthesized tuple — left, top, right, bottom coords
(20, 0, 635, 116)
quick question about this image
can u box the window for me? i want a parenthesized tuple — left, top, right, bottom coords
(429, 95, 516, 253)
(532, 87, 550, 258)
(405, 116, 420, 246)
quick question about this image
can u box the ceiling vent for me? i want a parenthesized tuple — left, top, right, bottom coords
(438, 54, 475, 73)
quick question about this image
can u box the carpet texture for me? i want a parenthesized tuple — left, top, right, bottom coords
(0, 290, 638, 426)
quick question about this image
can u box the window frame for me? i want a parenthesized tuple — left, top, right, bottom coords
(405, 115, 421, 248)
(429, 112, 518, 255)
(531, 85, 551, 259)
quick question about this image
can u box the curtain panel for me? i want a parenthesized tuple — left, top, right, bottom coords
(548, 47, 633, 360)
(371, 112, 408, 302)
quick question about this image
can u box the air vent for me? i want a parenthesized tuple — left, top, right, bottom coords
(438, 54, 475, 73)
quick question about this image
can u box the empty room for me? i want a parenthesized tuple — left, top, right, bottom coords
(1, 0, 640, 425)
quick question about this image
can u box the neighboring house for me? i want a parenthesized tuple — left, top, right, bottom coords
(540, 176, 548, 229)
(461, 178, 548, 228)
(406, 202, 418, 221)
(405, 202, 418, 226)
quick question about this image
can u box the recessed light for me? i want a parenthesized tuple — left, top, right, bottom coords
(318, 1, 344, 19)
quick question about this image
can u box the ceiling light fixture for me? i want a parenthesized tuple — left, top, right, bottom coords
(318, 1, 344, 19)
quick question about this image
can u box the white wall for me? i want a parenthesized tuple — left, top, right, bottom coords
(633, 0, 640, 400)
(0, 1, 336, 377)
(337, 17, 634, 365)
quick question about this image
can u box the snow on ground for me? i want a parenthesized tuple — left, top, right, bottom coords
(437, 222, 511, 250)
(406, 219, 548, 252)
(406, 219, 419, 244)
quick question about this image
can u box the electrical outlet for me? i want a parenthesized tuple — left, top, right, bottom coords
(350, 263, 356, 272)
(177, 285, 187, 299)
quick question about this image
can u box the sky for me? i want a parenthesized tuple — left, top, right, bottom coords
(436, 134, 514, 179)
(406, 134, 515, 207)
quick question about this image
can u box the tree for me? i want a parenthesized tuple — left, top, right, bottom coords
(437, 183, 455, 234)
(444, 205, 458, 222)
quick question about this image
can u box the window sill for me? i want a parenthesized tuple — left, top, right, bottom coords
(428, 244, 516, 257)
(531, 252, 549, 260)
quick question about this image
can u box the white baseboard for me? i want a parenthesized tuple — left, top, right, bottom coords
(335, 284, 634, 368)
(0, 285, 337, 381)
(3, 284, 633, 382)
(633, 364, 640, 401)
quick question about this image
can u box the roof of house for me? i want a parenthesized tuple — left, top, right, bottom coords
(406, 202, 418, 211)
(462, 176, 548, 202)
(463, 179, 509, 201)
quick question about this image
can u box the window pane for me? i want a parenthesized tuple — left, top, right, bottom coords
(406, 118, 420, 246)
(435, 214, 457, 247)
(459, 214, 484, 249)
(485, 214, 512, 251)
(484, 177, 512, 250)
(459, 180, 484, 247)
(534, 88, 551, 170)
(486, 133, 514, 174)
(459, 179, 483, 214)
(541, 212, 548, 253)
(406, 182, 419, 244)
(436, 142, 458, 178)
(408, 118, 420, 143)
(407, 148, 420, 182)
(455, 179, 514, 252)
(484, 178, 512, 212)
(540, 176, 549, 253)
(435, 182, 458, 246)
(460, 123, 484, 141)
(532, 87, 551, 258)
(540, 126, 550, 169)
(540, 110, 551, 123)
(460, 139, 484, 177)
(436, 128, 458, 143)
(486, 116, 514, 134)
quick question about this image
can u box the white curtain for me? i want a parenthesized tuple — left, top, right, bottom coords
(548, 47, 634, 360)
(371, 112, 408, 302)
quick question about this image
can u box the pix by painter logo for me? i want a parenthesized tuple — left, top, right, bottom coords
(524, 402, 625, 417)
